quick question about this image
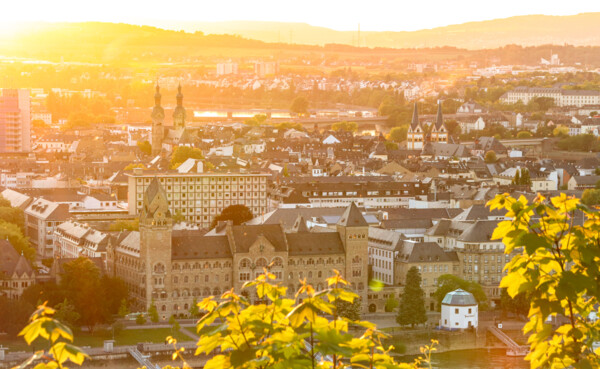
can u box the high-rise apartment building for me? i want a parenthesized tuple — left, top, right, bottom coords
(0, 89, 31, 152)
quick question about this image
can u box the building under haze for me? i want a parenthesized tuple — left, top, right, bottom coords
(109, 178, 369, 319)
(0, 89, 31, 153)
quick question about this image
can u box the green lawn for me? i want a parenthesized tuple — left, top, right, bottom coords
(1, 328, 192, 352)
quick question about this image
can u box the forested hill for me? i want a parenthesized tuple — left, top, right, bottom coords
(2, 21, 600, 66)
(170, 13, 600, 49)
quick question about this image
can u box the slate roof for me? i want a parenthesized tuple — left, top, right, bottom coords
(231, 224, 288, 253)
(0, 240, 33, 277)
(457, 220, 501, 243)
(400, 241, 457, 263)
(410, 102, 420, 130)
(337, 203, 368, 227)
(286, 233, 345, 255)
(172, 232, 232, 259)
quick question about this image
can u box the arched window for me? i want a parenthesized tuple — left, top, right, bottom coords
(288, 284, 295, 294)
(308, 271, 313, 278)
(203, 287, 211, 296)
(307, 258, 314, 265)
(193, 288, 200, 297)
(214, 261, 221, 268)
(224, 261, 232, 268)
(204, 262, 211, 269)
(317, 258, 324, 265)
(153, 263, 165, 274)
(288, 259, 295, 266)
(255, 258, 268, 268)
(182, 289, 189, 297)
(272, 257, 283, 267)
(184, 303, 189, 310)
(161, 305, 166, 311)
(318, 271, 322, 278)
(184, 276, 188, 283)
(173, 263, 180, 271)
(239, 258, 251, 268)
(352, 256, 361, 264)
(213, 287, 221, 296)
(172, 290, 179, 298)
(358, 282, 364, 291)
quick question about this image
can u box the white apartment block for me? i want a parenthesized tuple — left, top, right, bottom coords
(501, 87, 600, 107)
(127, 170, 270, 229)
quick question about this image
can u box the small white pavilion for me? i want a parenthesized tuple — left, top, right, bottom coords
(440, 289, 478, 330)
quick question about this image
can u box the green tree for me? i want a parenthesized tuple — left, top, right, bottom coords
(489, 193, 600, 367)
(520, 168, 532, 186)
(0, 294, 34, 336)
(397, 267, 427, 328)
(289, 96, 309, 115)
(517, 131, 533, 139)
(210, 204, 253, 229)
(512, 169, 521, 185)
(333, 297, 362, 320)
(582, 189, 600, 205)
(59, 258, 105, 332)
(189, 298, 200, 318)
(500, 289, 529, 317)
(0, 206, 25, 233)
(173, 210, 186, 224)
(135, 313, 147, 325)
(170, 146, 203, 169)
(191, 270, 427, 369)
(169, 314, 181, 334)
(484, 150, 497, 163)
(118, 298, 129, 318)
(388, 125, 408, 142)
(0, 220, 35, 262)
(595, 180, 600, 190)
(148, 300, 159, 323)
(137, 140, 152, 155)
(13, 304, 89, 368)
(432, 274, 488, 311)
(108, 218, 139, 231)
(54, 299, 80, 329)
(0, 195, 10, 207)
(331, 121, 358, 132)
(384, 293, 399, 312)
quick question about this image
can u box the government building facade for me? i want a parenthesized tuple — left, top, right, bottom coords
(110, 178, 369, 320)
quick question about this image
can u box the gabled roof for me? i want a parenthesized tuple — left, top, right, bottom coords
(442, 289, 477, 306)
(0, 240, 33, 277)
(291, 215, 309, 233)
(337, 202, 368, 227)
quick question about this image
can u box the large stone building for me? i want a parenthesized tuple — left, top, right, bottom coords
(109, 179, 369, 320)
(127, 169, 270, 229)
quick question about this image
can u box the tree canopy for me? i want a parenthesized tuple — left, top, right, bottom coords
(289, 96, 309, 115)
(170, 146, 204, 169)
(484, 150, 497, 163)
(210, 204, 254, 229)
(388, 125, 408, 142)
(397, 267, 427, 328)
(489, 193, 600, 367)
(432, 274, 488, 311)
(331, 121, 358, 132)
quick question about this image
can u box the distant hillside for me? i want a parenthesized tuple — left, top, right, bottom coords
(160, 13, 600, 49)
(2, 21, 600, 66)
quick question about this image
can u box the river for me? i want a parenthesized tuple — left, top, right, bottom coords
(77, 349, 528, 368)
(414, 348, 529, 369)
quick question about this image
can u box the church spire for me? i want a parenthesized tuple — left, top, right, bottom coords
(176, 83, 183, 106)
(173, 83, 187, 129)
(410, 102, 419, 129)
(435, 100, 444, 130)
(154, 83, 162, 107)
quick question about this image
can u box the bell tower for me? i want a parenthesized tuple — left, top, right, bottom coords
(151, 84, 165, 156)
(139, 177, 172, 318)
(336, 202, 369, 311)
(173, 83, 186, 129)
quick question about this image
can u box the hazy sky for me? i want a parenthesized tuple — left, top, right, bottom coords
(2, 0, 600, 31)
